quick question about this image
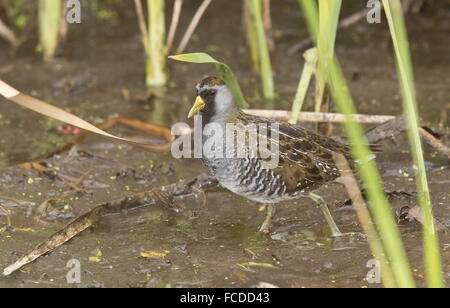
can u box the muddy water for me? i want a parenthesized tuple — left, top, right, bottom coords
(0, 1, 449, 287)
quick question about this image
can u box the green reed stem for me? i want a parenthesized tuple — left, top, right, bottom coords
(146, 0, 167, 88)
(38, 0, 62, 60)
(329, 60, 413, 288)
(315, 0, 415, 288)
(248, 0, 275, 100)
(289, 48, 316, 124)
(315, 0, 340, 115)
(382, 0, 444, 288)
(244, 0, 260, 73)
(298, 0, 319, 45)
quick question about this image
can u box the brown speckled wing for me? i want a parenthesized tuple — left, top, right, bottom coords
(236, 111, 354, 194)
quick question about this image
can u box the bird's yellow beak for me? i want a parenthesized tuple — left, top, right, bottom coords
(188, 96, 206, 118)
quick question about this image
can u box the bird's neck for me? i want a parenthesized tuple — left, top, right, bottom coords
(201, 106, 239, 129)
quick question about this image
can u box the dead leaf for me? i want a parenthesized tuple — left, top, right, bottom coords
(244, 262, 279, 269)
(89, 256, 102, 263)
(140, 251, 168, 259)
(407, 206, 447, 232)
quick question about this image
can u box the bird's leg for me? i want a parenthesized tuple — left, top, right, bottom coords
(307, 193, 343, 237)
(258, 204, 276, 233)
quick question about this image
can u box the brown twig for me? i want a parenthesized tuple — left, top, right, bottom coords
(340, 6, 377, 29)
(419, 127, 450, 160)
(133, 0, 149, 53)
(364, 115, 407, 144)
(3, 205, 104, 276)
(73, 168, 92, 188)
(243, 109, 396, 124)
(166, 0, 183, 53)
(0, 16, 18, 46)
(0, 0, 14, 23)
(175, 0, 212, 54)
(58, 176, 85, 193)
(58, 0, 69, 44)
(262, 0, 274, 52)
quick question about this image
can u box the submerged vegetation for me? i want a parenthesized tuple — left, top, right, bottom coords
(0, 0, 448, 288)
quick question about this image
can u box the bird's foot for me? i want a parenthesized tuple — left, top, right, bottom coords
(258, 204, 276, 234)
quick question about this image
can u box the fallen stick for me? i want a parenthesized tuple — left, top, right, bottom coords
(3, 205, 104, 276)
(166, 0, 184, 53)
(0, 17, 18, 46)
(365, 115, 407, 144)
(364, 115, 450, 160)
(175, 0, 212, 54)
(419, 127, 450, 160)
(2, 174, 218, 276)
(133, 0, 150, 52)
(243, 109, 396, 124)
(245, 111, 450, 161)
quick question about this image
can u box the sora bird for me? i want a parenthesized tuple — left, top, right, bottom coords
(188, 76, 360, 236)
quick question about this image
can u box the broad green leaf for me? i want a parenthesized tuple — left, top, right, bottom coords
(169, 52, 218, 64)
(169, 53, 248, 108)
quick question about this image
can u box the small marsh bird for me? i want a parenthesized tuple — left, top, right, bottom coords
(188, 77, 358, 236)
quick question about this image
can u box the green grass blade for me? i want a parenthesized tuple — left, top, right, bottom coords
(329, 61, 415, 288)
(382, 0, 444, 288)
(248, 0, 275, 100)
(298, 0, 319, 44)
(289, 48, 316, 124)
(146, 0, 167, 88)
(318, 0, 340, 70)
(169, 53, 248, 108)
(315, 0, 415, 288)
(244, 0, 261, 73)
(315, 0, 341, 112)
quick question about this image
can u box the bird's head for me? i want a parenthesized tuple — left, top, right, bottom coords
(188, 77, 235, 122)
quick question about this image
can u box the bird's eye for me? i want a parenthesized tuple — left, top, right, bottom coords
(207, 90, 216, 97)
